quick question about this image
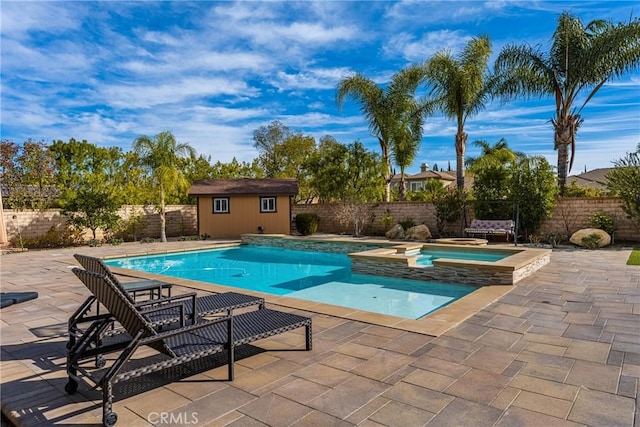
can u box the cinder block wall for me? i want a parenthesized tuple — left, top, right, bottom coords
(3, 197, 639, 244)
(3, 205, 197, 242)
(292, 198, 640, 242)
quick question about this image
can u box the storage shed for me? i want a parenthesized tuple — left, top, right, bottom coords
(189, 178, 298, 239)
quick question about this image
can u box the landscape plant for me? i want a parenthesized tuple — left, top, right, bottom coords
(304, 138, 384, 203)
(253, 120, 316, 203)
(589, 211, 616, 236)
(422, 35, 493, 190)
(60, 186, 121, 241)
(606, 143, 640, 229)
(433, 189, 467, 237)
(132, 131, 196, 242)
(509, 156, 557, 238)
(336, 66, 428, 201)
(295, 213, 319, 236)
(581, 233, 603, 250)
(494, 12, 640, 194)
(380, 210, 395, 230)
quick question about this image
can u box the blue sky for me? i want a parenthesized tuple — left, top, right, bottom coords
(1, 1, 638, 175)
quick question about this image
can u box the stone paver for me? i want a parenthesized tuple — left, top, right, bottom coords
(1, 241, 639, 426)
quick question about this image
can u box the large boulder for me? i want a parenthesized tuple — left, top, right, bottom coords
(405, 224, 432, 241)
(385, 224, 405, 240)
(570, 228, 611, 248)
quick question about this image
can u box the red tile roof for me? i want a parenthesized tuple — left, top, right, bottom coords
(189, 178, 298, 196)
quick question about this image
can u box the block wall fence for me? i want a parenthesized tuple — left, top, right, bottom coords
(2, 197, 639, 244)
(290, 197, 640, 242)
(2, 205, 197, 243)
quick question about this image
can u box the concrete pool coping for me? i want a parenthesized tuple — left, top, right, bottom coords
(100, 237, 549, 336)
(107, 262, 512, 336)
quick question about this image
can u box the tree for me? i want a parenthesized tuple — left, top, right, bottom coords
(510, 156, 557, 238)
(465, 138, 524, 169)
(467, 138, 524, 219)
(406, 178, 446, 202)
(423, 35, 493, 190)
(0, 139, 56, 209)
(606, 143, 640, 227)
(336, 66, 427, 201)
(60, 186, 121, 241)
(494, 12, 640, 194)
(253, 120, 293, 177)
(209, 158, 263, 179)
(433, 188, 468, 237)
(50, 139, 128, 240)
(253, 121, 316, 203)
(304, 137, 384, 203)
(132, 131, 196, 242)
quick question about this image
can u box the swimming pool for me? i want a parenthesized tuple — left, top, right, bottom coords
(105, 245, 476, 320)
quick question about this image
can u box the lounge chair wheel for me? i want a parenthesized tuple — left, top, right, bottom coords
(103, 411, 118, 426)
(64, 380, 78, 394)
(95, 356, 106, 368)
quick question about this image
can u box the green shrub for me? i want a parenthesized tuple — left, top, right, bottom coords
(106, 237, 124, 245)
(87, 239, 102, 247)
(543, 232, 563, 248)
(589, 211, 615, 235)
(17, 224, 82, 249)
(295, 213, 319, 236)
(433, 189, 467, 236)
(380, 210, 394, 230)
(115, 213, 147, 242)
(581, 233, 602, 250)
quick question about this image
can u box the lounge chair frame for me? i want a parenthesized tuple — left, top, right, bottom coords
(68, 254, 265, 365)
(68, 268, 312, 427)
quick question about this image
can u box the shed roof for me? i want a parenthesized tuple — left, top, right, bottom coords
(189, 178, 298, 196)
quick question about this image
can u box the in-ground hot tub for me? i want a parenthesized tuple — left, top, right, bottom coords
(435, 238, 488, 246)
(348, 243, 550, 286)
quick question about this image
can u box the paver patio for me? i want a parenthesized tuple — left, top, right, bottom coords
(0, 240, 638, 426)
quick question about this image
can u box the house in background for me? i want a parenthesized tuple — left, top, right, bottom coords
(566, 168, 613, 192)
(188, 178, 298, 239)
(390, 163, 456, 193)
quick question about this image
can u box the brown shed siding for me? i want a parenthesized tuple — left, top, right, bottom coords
(197, 194, 292, 238)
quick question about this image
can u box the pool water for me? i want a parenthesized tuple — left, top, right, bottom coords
(416, 249, 508, 266)
(105, 245, 476, 320)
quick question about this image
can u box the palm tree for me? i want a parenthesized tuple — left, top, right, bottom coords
(465, 138, 525, 170)
(336, 66, 427, 201)
(132, 131, 196, 242)
(494, 12, 640, 194)
(423, 35, 493, 190)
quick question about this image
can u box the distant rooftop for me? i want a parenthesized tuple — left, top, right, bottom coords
(566, 167, 613, 190)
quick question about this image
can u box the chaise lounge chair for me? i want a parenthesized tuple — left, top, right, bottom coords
(68, 268, 312, 427)
(74, 253, 173, 300)
(69, 254, 265, 366)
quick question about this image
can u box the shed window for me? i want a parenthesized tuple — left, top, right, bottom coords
(213, 197, 229, 213)
(260, 197, 277, 213)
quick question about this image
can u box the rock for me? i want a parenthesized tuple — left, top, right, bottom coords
(405, 224, 431, 241)
(570, 228, 611, 248)
(385, 224, 405, 240)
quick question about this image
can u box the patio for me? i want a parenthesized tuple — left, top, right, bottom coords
(0, 240, 638, 426)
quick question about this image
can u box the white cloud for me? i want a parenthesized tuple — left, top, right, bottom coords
(384, 30, 472, 62)
(270, 67, 353, 91)
(99, 77, 258, 109)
